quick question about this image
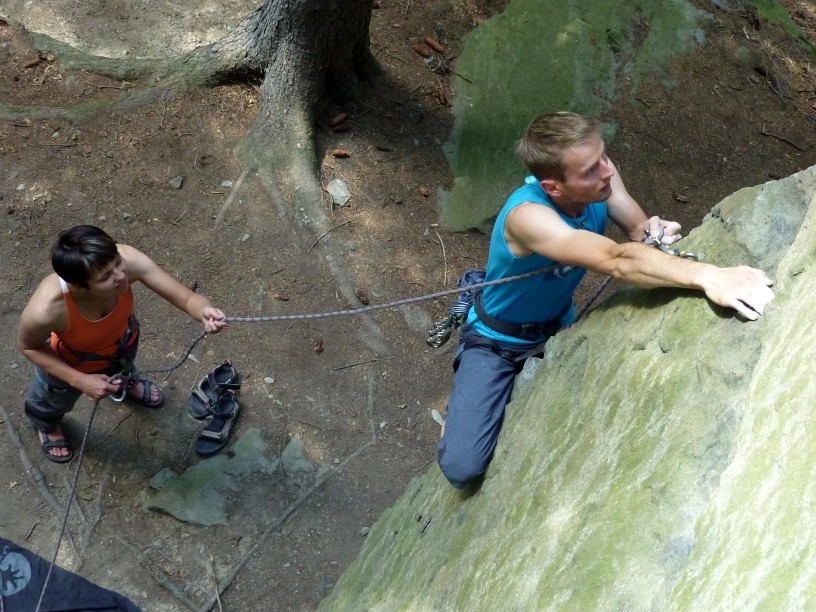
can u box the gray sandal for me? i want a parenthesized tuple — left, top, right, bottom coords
(195, 391, 241, 457)
(188, 360, 240, 420)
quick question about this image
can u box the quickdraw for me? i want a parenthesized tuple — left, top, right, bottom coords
(643, 227, 698, 260)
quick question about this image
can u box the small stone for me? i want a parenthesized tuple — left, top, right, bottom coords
(264, 377, 275, 384)
(16, 184, 25, 191)
(326, 179, 351, 207)
(333, 458, 340, 465)
(360, 526, 370, 536)
(98, 215, 107, 221)
(221, 180, 233, 189)
(168, 176, 184, 189)
(379, 421, 387, 429)
(9, 363, 17, 369)
(52, 131, 60, 138)
(122, 212, 133, 224)
(241, 233, 250, 242)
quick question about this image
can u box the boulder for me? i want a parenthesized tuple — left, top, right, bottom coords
(321, 165, 816, 610)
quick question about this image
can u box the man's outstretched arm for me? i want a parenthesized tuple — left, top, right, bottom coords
(506, 204, 774, 320)
(121, 245, 227, 333)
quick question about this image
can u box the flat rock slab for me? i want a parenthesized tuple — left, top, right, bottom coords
(146, 429, 317, 526)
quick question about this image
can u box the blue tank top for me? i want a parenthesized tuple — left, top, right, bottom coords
(466, 176, 608, 345)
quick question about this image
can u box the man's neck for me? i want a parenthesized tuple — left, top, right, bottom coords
(548, 194, 586, 219)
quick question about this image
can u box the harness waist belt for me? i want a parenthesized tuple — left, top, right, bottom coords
(474, 290, 566, 341)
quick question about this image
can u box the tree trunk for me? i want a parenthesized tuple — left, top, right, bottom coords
(200, 0, 376, 167)
(220, 0, 388, 355)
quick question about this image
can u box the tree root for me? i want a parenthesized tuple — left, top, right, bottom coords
(0, 403, 81, 561)
(0, 14, 255, 122)
(238, 118, 390, 356)
(81, 461, 111, 554)
(113, 535, 200, 611)
(213, 168, 251, 227)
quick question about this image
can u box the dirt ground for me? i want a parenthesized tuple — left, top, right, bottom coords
(0, 1, 814, 611)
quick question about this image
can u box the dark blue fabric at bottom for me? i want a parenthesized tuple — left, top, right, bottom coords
(0, 537, 140, 611)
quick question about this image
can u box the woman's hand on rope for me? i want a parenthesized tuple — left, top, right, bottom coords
(202, 307, 228, 333)
(78, 373, 123, 401)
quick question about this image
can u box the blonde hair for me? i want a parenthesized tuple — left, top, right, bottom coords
(515, 112, 601, 181)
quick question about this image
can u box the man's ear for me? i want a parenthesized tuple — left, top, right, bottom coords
(539, 178, 562, 197)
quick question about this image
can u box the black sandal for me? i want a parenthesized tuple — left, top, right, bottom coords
(37, 429, 74, 464)
(188, 360, 240, 420)
(195, 390, 241, 457)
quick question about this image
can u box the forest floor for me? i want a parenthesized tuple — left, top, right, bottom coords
(0, 1, 814, 610)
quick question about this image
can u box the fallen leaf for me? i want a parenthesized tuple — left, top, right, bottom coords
(314, 338, 324, 354)
(424, 36, 445, 53)
(411, 44, 432, 58)
(21, 56, 42, 70)
(329, 112, 349, 127)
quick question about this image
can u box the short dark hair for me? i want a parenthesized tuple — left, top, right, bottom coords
(52, 225, 118, 289)
(516, 112, 601, 181)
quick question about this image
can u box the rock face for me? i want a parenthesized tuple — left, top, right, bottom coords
(320, 165, 816, 610)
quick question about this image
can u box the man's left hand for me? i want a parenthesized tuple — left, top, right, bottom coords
(644, 216, 682, 245)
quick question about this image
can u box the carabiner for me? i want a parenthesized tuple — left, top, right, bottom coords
(109, 374, 128, 402)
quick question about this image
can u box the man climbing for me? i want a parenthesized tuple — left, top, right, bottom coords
(17, 225, 227, 462)
(437, 111, 775, 489)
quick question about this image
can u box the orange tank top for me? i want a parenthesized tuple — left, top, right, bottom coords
(50, 277, 135, 373)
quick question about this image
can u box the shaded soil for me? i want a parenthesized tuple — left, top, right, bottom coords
(0, 1, 814, 611)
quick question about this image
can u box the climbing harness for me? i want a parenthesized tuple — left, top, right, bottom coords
(426, 269, 486, 348)
(425, 265, 572, 348)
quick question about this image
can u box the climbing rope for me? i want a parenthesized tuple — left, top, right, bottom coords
(35, 265, 555, 608)
(35, 399, 101, 612)
(36, 235, 698, 605)
(227, 265, 558, 323)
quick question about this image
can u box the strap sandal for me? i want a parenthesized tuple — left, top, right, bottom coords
(195, 391, 241, 457)
(188, 359, 241, 420)
(126, 376, 165, 409)
(37, 429, 74, 464)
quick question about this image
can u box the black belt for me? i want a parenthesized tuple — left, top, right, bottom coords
(474, 290, 566, 341)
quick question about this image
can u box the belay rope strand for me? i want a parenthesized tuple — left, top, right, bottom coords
(37, 232, 696, 607)
(34, 265, 554, 610)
